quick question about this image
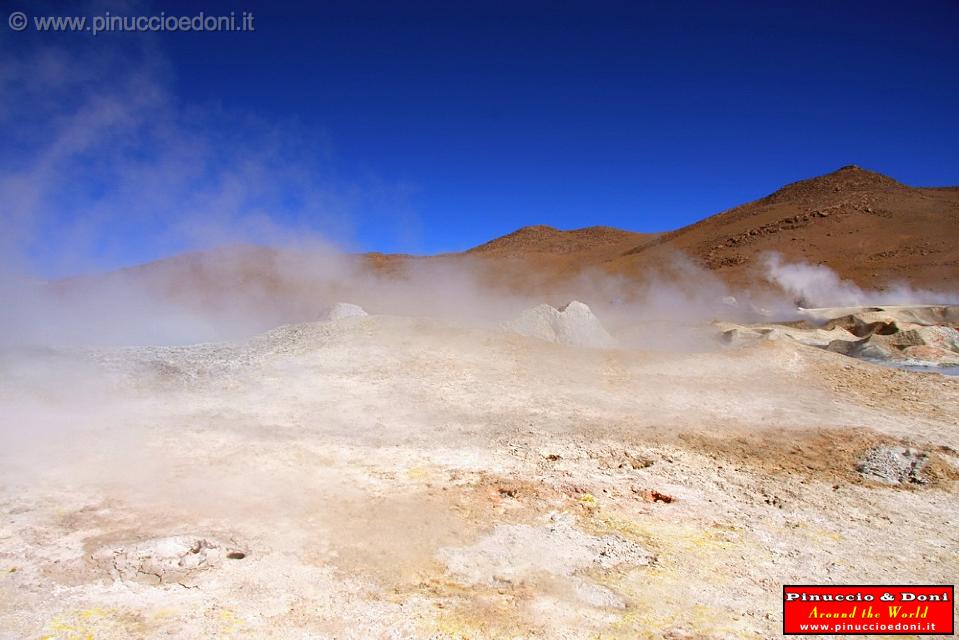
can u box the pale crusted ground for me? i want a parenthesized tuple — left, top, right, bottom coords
(0, 314, 957, 639)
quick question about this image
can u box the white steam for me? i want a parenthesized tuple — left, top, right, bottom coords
(3, 38, 954, 350)
(762, 252, 959, 308)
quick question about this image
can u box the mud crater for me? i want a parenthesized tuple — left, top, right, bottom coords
(91, 534, 248, 586)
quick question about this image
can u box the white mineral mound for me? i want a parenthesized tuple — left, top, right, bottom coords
(325, 302, 368, 321)
(506, 300, 614, 348)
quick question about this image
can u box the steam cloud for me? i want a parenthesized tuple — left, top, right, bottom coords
(762, 252, 959, 309)
(2, 36, 956, 350)
(0, 38, 763, 348)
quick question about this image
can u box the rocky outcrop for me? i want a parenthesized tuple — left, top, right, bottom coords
(722, 305, 959, 369)
(825, 323, 959, 366)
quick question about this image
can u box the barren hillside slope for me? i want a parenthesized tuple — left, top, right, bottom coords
(52, 166, 959, 311)
(609, 165, 959, 289)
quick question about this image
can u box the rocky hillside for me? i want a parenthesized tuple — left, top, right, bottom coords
(607, 165, 959, 289)
(52, 166, 959, 307)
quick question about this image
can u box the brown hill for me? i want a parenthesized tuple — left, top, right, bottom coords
(605, 165, 959, 289)
(467, 225, 651, 257)
(455, 225, 654, 292)
(55, 166, 959, 308)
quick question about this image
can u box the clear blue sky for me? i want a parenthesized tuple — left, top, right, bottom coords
(2, 0, 958, 271)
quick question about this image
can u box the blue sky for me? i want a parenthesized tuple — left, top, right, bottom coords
(2, 0, 958, 274)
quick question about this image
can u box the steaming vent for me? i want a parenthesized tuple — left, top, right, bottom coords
(324, 302, 369, 322)
(505, 300, 614, 348)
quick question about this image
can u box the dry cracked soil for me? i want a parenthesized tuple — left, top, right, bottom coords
(1, 311, 957, 639)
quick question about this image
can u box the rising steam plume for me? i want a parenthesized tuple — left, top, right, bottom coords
(762, 252, 959, 308)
